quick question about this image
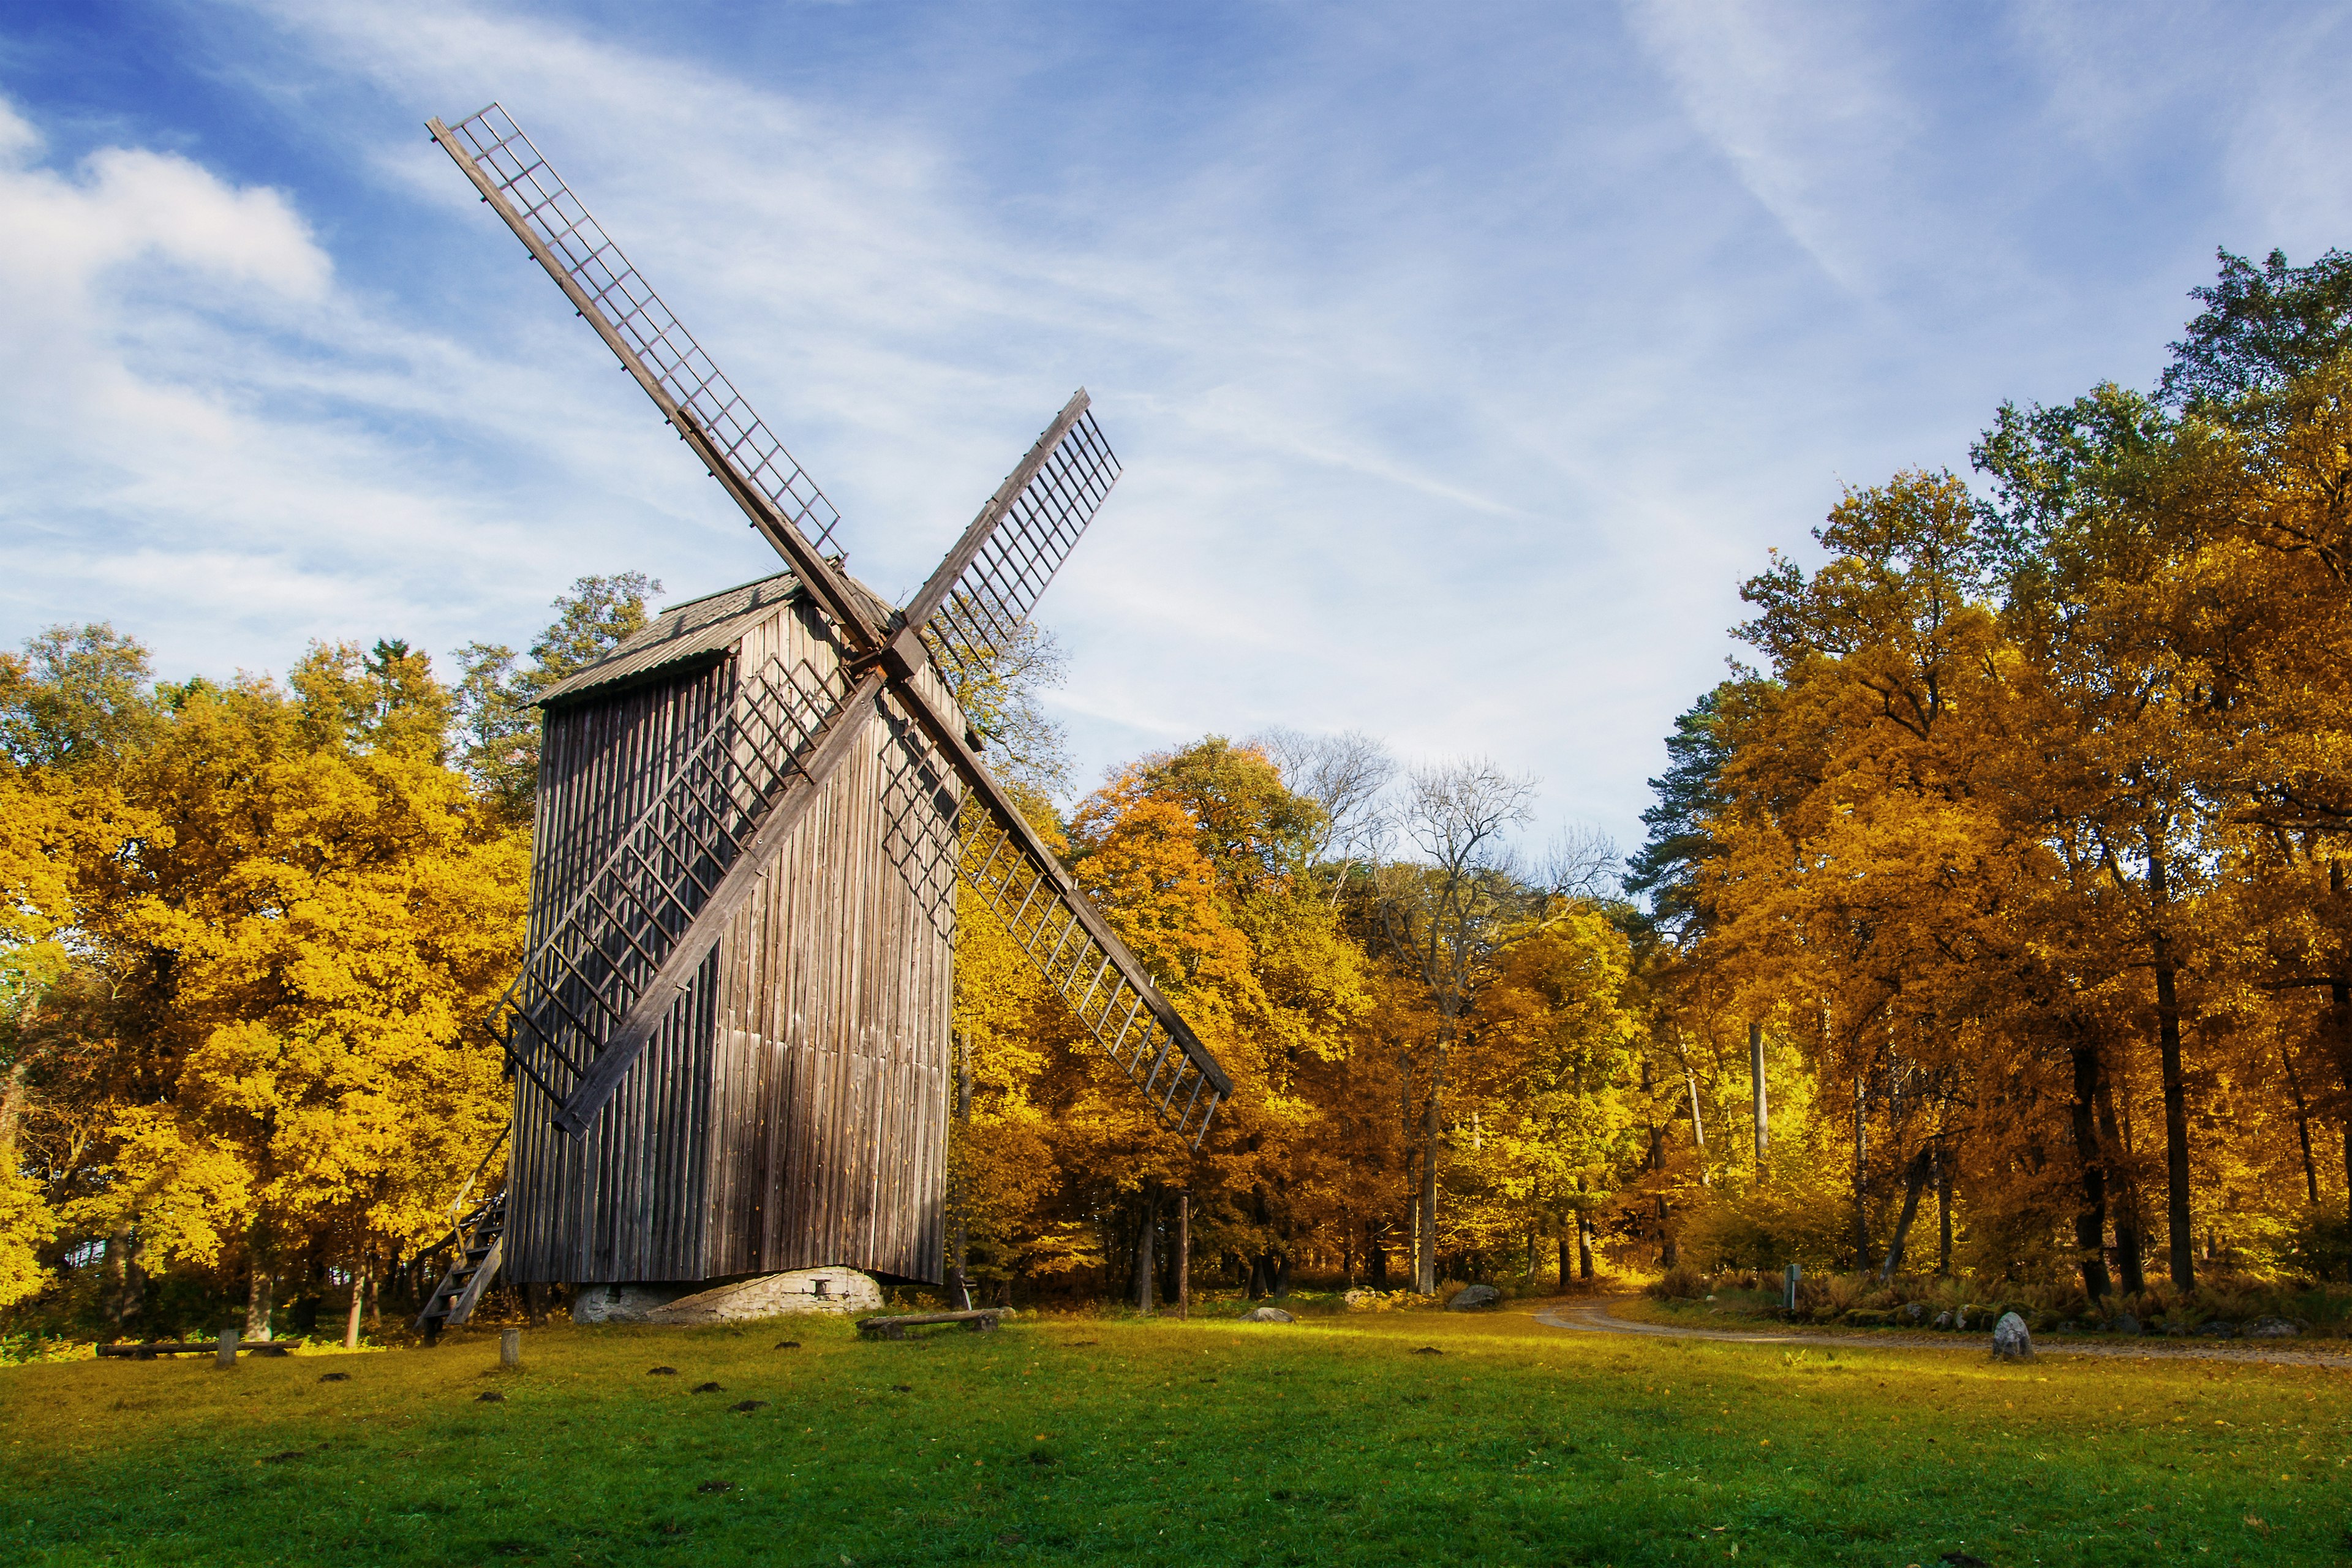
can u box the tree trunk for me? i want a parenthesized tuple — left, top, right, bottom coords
(1558, 1231, 1574, 1290)
(1577, 1210, 1596, 1280)
(1850, 1072, 1871, 1272)
(1684, 1068, 1709, 1186)
(2067, 1037, 2115, 1301)
(1368, 1219, 1388, 1289)
(245, 1262, 276, 1343)
(345, 1259, 368, 1349)
(2283, 1048, 2322, 1205)
(1416, 1035, 1447, 1295)
(2147, 850, 2195, 1291)
(1176, 1196, 1190, 1321)
(2095, 1074, 2145, 1292)
(1656, 1195, 1675, 1269)
(1877, 1145, 1935, 1283)
(1131, 1193, 1157, 1313)
(1934, 1145, 1952, 1277)
(1749, 1020, 1770, 1176)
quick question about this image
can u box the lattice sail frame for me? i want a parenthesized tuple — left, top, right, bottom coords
(959, 809, 1224, 1144)
(919, 407, 1120, 682)
(488, 654, 850, 1106)
(439, 104, 845, 558)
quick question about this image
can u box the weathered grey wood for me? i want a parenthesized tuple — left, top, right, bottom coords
(552, 668, 890, 1137)
(216, 1330, 237, 1368)
(506, 595, 957, 1287)
(858, 1310, 1001, 1338)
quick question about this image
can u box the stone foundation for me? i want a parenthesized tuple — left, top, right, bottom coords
(570, 1267, 883, 1325)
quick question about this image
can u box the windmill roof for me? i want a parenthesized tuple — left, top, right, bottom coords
(533, 569, 899, 707)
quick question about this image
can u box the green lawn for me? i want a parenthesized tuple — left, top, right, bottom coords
(5, 1304, 2346, 1566)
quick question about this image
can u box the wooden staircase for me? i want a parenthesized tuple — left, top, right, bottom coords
(417, 1190, 505, 1336)
(416, 1128, 510, 1338)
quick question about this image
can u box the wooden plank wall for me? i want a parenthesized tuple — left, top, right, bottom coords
(507, 595, 959, 1284)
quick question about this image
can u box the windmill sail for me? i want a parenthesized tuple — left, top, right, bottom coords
(429, 105, 878, 648)
(902, 390, 1121, 683)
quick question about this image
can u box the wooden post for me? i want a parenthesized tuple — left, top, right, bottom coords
(1782, 1263, 1801, 1313)
(1176, 1194, 1191, 1321)
(216, 1329, 238, 1368)
(500, 1329, 521, 1369)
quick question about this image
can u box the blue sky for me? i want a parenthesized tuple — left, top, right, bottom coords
(4, 1, 2348, 855)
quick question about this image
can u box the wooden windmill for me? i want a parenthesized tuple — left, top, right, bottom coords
(415, 104, 1227, 1327)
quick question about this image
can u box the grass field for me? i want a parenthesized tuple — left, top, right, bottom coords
(6, 1303, 2347, 1567)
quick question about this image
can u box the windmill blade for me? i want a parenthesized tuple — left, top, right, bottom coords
(489, 655, 882, 1137)
(428, 105, 881, 650)
(961, 801, 1231, 1147)
(900, 391, 1121, 685)
(870, 669, 1231, 1146)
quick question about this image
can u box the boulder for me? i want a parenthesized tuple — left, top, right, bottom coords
(2245, 1316, 2301, 1340)
(1991, 1311, 2033, 1361)
(1341, 1289, 1378, 1311)
(2195, 1320, 2238, 1340)
(1447, 1285, 1502, 1312)
(2109, 1313, 2141, 1336)
(1932, 1311, 1954, 1330)
(1238, 1306, 1295, 1324)
(574, 1268, 882, 1325)
(1902, 1302, 1928, 1324)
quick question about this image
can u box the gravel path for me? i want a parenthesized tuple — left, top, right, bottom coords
(1530, 1295, 2352, 1369)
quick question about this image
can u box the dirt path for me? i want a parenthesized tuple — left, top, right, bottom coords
(1530, 1295, 2352, 1370)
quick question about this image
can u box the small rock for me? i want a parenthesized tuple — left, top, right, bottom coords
(1941, 1553, 1990, 1568)
(731, 1400, 769, 1412)
(1932, 1311, 1953, 1330)
(1412, 1346, 1442, 1355)
(892, 1384, 913, 1393)
(696, 1480, 734, 1494)
(1953, 1308, 1970, 1331)
(692, 1381, 724, 1393)
(649, 1366, 679, 1376)
(318, 1372, 350, 1383)
(2111, 1313, 2141, 1336)
(1341, 1289, 1377, 1311)
(2196, 1320, 2237, 1339)
(1447, 1284, 1502, 1312)
(2245, 1316, 2300, 1340)
(775, 1341, 800, 1351)
(1902, 1302, 1928, 1324)
(1239, 1306, 1295, 1323)
(1991, 1311, 2033, 1361)
(2163, 1319, 2192, 1336)
(477, 1390, 507, 1403)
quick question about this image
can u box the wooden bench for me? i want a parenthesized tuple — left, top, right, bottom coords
(857, 1310, 1001, 1340)
(97, 1340, 298, 1359)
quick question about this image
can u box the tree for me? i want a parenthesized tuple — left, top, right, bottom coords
(454, 572, 659, 824)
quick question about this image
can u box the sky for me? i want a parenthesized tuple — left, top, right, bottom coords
(4, 0, 2349, 859)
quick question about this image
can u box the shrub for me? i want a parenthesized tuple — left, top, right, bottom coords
(1648, 1263, 1708, 1300)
